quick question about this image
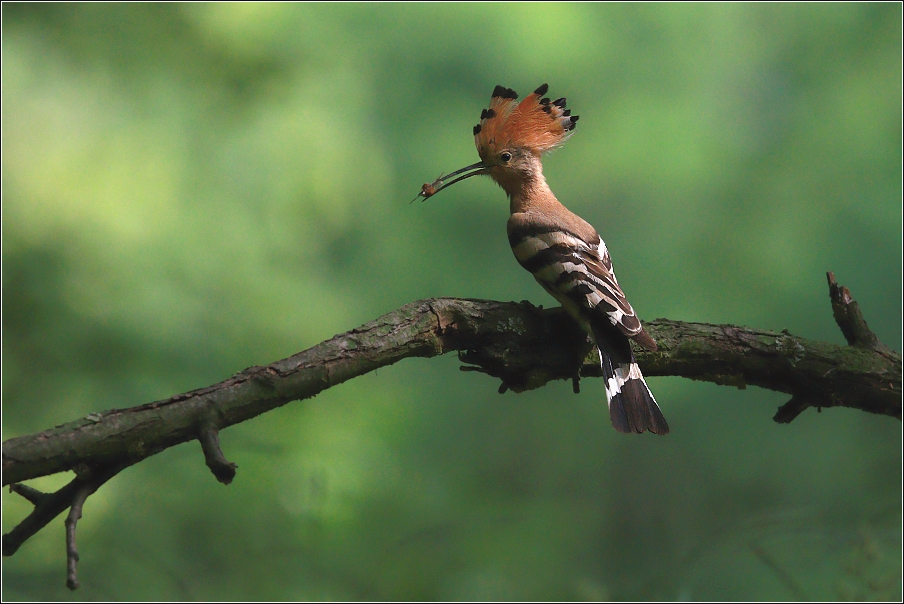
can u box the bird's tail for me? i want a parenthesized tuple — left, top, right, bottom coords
(602, 355, 669, 435)
(592, 325, 669, 435)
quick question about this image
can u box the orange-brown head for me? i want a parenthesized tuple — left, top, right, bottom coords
(413, 84, 578, 202)
(474, 84, 578, 161)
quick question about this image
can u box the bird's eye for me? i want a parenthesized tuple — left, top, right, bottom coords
(500, 152, 512, 163)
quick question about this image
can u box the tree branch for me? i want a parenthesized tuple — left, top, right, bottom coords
(827, 271, 892, 353)
(3, 463, 127, 558)
(2, 275, 900, 588)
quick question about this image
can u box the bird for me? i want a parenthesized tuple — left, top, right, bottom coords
(417, 83, 668, 435)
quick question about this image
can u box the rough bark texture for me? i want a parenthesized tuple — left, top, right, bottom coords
(4, 298, 900, 488)
(2, 275, 901, 588)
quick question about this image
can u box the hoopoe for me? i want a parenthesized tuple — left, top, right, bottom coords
(418, 84, 668, 435)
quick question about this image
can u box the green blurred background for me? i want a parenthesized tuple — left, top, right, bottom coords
(2, 3, 901, 601)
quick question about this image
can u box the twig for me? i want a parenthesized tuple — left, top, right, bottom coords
(65, 483, 93, 590)
(198, 422, 238, 485)
(827, 271, 890, 353)
(60, 465, 122, 589)
(773, 396, 814, 424)
(3, 477, 85, 557)
(3, 463, 124, 565)
(9, 483, 49, 506)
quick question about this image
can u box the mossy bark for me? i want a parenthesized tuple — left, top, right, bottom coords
(4, 297, 900, 487)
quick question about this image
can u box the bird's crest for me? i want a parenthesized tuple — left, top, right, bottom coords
(473, 84, 579, 160)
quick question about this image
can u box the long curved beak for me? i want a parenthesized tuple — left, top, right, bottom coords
(413, 161, 489, 202)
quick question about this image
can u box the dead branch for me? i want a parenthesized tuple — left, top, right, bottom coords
(2, 273, 900, 589)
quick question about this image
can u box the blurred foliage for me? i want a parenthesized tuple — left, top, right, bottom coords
(2, 3, 901, 601)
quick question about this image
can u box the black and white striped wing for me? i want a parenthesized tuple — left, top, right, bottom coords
(508, 224, 643, 339)
(507, 215, 667, 435)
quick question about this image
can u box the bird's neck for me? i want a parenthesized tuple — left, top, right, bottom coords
(494, 161, 564, 215)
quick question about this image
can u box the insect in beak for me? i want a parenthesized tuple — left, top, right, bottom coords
(412, 161, 488, 202)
